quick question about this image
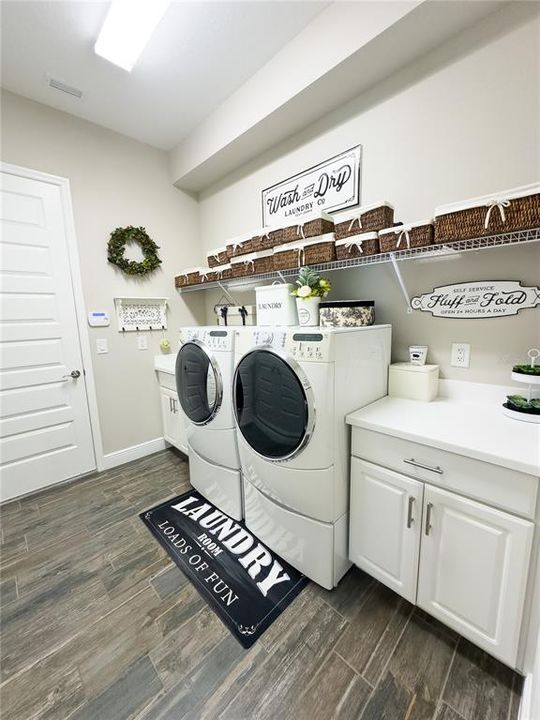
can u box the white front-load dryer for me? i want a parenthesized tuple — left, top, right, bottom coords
(233, 325, 391, 588)
(176, 326, 243, 519)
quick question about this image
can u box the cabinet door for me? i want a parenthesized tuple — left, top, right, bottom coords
(417, 484, 533, 667)
(350, 459, 424, 603)
(160, 389, 188, 454)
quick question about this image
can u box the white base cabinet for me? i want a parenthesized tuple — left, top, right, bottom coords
(350, 457, 534, 669)
(160, 387, 188, 455)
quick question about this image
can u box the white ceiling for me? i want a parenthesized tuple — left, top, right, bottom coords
(0, 1, 329, 149)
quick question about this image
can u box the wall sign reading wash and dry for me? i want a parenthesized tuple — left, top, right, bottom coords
(411, 281, 540, 318)
(261, 146, 362, 226)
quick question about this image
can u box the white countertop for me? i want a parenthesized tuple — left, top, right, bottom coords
(347, 381, 540, 477)
(154, 354, 176, 374)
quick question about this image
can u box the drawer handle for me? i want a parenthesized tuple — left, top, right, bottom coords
(403, 458, 443, 475)
(407, 496, 415, 528)
(425, 502, 434, 536)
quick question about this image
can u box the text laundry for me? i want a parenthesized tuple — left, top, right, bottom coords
(172, 497, 291, 597)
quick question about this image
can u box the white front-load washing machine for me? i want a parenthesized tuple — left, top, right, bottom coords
(176, 326, 243, 520)
(233, 325, 391, 588)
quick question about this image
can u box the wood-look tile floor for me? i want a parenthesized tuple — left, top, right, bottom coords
(0, 449, 523, 720)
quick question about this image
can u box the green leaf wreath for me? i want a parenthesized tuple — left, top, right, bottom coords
(107, 226, 161, 276)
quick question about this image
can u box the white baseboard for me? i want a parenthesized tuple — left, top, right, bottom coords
(101, 437, 167, 471)
(519, 673, 532, 720)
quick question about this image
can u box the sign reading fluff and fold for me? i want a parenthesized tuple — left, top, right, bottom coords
(412, 281, 540, 318)
(141, 490, 308, 647)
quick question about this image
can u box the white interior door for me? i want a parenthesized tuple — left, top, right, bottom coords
(0, 170, 95, 501)
(417, 484, 533, 667)
(349, 459, 423, 602)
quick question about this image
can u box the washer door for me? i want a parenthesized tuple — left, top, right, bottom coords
(234, 348, 315, 461)
(176, 340, 222, 425)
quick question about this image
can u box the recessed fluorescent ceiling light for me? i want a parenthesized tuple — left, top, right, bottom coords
(94, 0, 171, 72)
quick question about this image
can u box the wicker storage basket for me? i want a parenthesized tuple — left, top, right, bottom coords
(434, 184, 540, 243)
(379, 220, 434, 253)
(230, 250, 274, 278)
(225, 232, 256, 259)
(334, 202, 394, 240)
(251, 226, 283, 253)
(281, 211, 334, 243)
(335, 232, 379, 259)
(273, 241, 304, 270)
(175, 267, 209, 287)
(302, 233, 336, 264)
(208, 263, 232, 281)
(206, 246, 229, 268)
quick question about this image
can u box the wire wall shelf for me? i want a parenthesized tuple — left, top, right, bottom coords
(176, 228, 540, 294)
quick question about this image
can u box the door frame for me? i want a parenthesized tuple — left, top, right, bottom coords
(1, 161, 105, 472)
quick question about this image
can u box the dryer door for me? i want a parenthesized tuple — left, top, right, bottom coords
(234, 348, 315, 461)
(176, 340, 222, 426)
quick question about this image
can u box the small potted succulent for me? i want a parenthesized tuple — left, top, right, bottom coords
(503, 348, 540, 422)
(291, 267, 332, 326)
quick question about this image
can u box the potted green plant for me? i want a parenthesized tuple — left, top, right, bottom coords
(291, 267, 332, 326)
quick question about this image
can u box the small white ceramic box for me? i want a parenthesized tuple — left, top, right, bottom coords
(388, 362, 439, 402)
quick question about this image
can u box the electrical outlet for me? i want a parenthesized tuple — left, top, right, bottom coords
(451, 343, 470, 368)
(96, 338, 108, 354)
(137, 335, 148, 351)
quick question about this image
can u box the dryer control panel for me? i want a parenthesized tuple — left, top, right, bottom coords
(237, 328, 333, 362)
(287, 332, 332, 362)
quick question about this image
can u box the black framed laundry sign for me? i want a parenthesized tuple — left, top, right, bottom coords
(261, 145, 362, 226)
(411, 281, 540, 318)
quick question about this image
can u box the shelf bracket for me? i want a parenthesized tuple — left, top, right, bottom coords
(216, 281, 238, 306)
(389, 253, 413, 313)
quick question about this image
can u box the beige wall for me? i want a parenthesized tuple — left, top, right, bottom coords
(198, 2, 540, 385)
(0, 1, 539, 467)
(1, 90, 205, 456)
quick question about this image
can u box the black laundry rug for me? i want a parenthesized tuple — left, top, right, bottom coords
(140, 489, 308, 648)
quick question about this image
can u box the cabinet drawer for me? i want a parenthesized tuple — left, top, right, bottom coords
(352, 427, 538, 519)
(156, 370, 176, 392)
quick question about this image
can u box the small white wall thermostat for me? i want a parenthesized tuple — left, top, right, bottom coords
(88, 311, 110, 327)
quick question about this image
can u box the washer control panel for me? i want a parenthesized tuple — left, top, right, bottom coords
(205, 329, 233, 351)
(179, 327, 233, 351)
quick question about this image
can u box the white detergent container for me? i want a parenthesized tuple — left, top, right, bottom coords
(255, 283, 298, 326)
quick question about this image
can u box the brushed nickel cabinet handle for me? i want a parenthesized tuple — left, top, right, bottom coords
(404, 458, 443, 475)
(407, 496, 415, 528)
(425, 502, 434, 536)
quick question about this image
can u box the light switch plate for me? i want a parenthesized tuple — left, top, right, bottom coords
(137, 335, 148, 351)
(451, 342, 470, 368)
(96, 338, 108, 354)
